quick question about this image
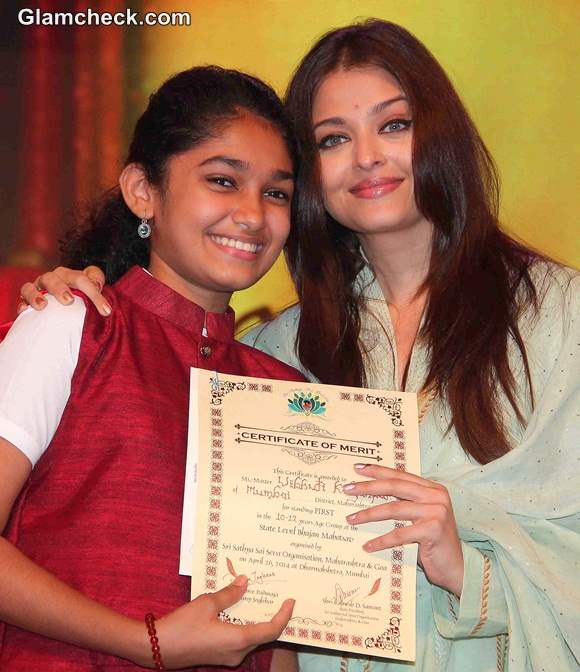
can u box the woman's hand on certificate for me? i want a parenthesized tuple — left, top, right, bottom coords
(344, 464, 464, 597)
(154, 575, 295, 669)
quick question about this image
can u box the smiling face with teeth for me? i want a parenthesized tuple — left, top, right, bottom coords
(129, 112, 294, 313)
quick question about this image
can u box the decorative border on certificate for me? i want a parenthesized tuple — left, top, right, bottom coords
(393, 428, 406, 471)
(204, 405, 224, 590)
(189, 371, 419, 661)
(204, 386, 409, 653)
(338, 391, 404, 426)
(280, 617, 402, 655)
(390, 429, 406, 622)
(204, 378, 276, 589)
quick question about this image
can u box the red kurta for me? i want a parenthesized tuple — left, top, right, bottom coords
(0, 266, 304, 670)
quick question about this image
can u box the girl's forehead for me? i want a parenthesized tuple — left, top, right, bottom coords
(209, 113, 286, 149)
(167, 115, 293, 175)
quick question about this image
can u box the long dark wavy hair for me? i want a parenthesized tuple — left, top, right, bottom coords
(285, 19, 543, 464)
(60, 66, 297, 281)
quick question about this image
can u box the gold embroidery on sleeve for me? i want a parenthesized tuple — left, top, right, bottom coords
(469, 554, 491, 635)
(496, 633, 509, 672)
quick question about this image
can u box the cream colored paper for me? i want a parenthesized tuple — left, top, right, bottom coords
(185, 368, 420, 661)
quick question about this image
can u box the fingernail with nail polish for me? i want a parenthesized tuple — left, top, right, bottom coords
(35, 296, 47, 307)
(354, 463, 370, 470)
(102, 303, 112, 316)
(342, 483, 356, 491)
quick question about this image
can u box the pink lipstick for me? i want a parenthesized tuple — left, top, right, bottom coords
(349, 177, 403, 199)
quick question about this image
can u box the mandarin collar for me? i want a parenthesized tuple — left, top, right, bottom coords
(113, 266, 236, 342)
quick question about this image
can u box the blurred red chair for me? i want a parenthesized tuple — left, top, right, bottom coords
(0, 266, 43, 326)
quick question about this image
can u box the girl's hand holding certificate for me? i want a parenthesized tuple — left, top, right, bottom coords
(155, 576, 295, 669)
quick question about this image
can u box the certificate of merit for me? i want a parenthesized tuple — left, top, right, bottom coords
(181, 368, 421, 661)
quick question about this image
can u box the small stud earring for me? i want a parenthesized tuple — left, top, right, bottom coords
(137, 218, 151, 239)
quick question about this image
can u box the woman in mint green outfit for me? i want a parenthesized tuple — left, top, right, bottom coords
(21, 19, 580, 672)
(246, 20, 580, 671)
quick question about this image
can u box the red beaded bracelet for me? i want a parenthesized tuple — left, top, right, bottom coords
(145, 613, 166, 670)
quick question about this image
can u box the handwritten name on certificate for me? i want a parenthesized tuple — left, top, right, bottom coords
(183, 369, 420, 661)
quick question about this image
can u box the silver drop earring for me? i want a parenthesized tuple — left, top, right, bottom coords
(137, 218, 151, 239)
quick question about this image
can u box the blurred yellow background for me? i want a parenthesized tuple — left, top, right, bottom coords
(142, 0, 579, 325)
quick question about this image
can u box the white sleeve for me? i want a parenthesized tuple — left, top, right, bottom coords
(0, 296, 86, 465)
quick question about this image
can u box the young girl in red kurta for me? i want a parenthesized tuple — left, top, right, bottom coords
(0, 66, 303, 670)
